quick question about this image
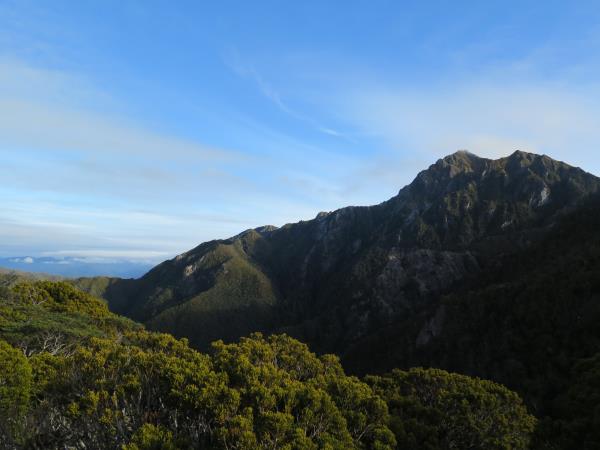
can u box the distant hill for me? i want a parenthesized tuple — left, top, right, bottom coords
(0, 267, 63, 286)
(0, 256, 153, 278)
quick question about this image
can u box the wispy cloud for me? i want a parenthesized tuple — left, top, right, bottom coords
(10, 257, 34, 264)
(0, 59, 257, 214)
(0, 61, 236, 162)
(223, 49, 353, 141)
(0, 58, 351, 259)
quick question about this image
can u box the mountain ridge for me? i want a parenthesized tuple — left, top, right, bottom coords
(76, 150, 600, 358)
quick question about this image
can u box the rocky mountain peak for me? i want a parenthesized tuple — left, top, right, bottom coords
(409, 150, 594, 194)
(405, 151, 486, 199)
(507, 149, 533, 159)
(442, 149, 481, 164)
(500, 150, 576, 173)
(255, 225, 279, 234)
(435, 150, 483, 178)
(393, 150, 600, 249)
(500, 150, 545, 171)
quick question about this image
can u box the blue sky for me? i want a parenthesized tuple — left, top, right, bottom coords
(1, 0, 600, 263)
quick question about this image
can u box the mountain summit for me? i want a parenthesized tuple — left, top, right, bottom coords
(85, 151, 600, 356)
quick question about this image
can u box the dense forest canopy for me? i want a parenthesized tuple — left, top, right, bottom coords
(0, 281, 536, 449)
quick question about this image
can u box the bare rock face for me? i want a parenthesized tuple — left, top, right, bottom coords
(377, 249, 478, 297)
(89, 151, 600, 355)
(326, 248, 478, 349)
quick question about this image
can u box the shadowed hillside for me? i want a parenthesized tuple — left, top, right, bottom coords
(78, 151, 600, 358)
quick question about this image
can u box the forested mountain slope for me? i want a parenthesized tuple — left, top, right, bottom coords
(81, 151, 600, 357)
(342, 193, 600, 448)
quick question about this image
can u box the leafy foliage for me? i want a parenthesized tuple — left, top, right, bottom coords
(533, 353, 600, 449)
(0, 281, 139, 356)
(367, 368, 536, 450)
(0, 340, 32, 447)
(20, 330, 396, 449)
(0, 281, 536, 449)
(123, 424, 179, 450)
